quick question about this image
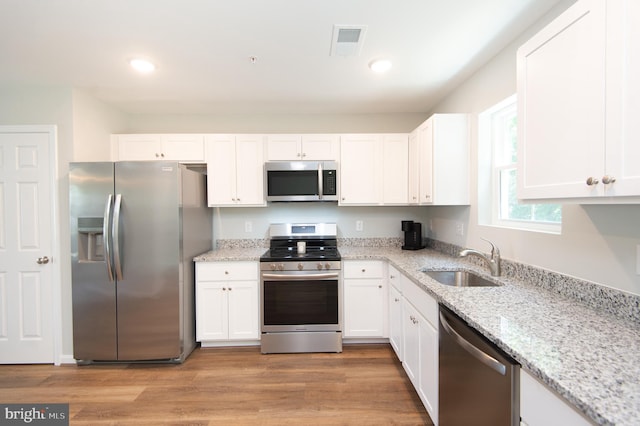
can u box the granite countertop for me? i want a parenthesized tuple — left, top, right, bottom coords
(194, 245, 640, 425)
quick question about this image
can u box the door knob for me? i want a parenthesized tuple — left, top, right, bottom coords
(36, 256, 50, 264)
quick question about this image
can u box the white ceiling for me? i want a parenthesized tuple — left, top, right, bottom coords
(0, 0, 564, 115)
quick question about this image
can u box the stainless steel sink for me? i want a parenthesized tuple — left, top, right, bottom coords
(423, 270, 499, 287)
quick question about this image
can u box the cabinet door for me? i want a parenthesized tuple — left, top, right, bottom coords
(417, 120, 434, 204)
(301, 134, 339, 160)
(206, 135, 237, 206)
(235, 135, 266, 206)
(605, 0, 640, 197)
(520, 370, 592, 425)
(517, 0, 607, 199)
(340, 134, 382, 205)
(388, 284, 403, 360)
(117, 134, 162, 161)
(402, 300, 420, 388)
(343, 278, 386, 337)
(196, 282, 228, 341)
(408, 129, 420, 204)
(418, 316, 438, 424)
(161, 134, 204, 162)
(382, 134, 409, 204)
(227, 280, 259, 340)
(266, 134, 301, 161)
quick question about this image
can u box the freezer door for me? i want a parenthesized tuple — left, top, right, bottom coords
(114, 162, 182, 360)
(70, 162, 118, 361)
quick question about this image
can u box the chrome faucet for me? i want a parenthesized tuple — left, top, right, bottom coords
(460, 238, 501, 276)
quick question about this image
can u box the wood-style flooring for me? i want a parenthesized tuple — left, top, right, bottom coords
(0, 344, 433, 425)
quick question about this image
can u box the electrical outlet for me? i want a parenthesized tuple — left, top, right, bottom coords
(456, 222, 464, 236)
(356, 220, 364, 232)
(245, 221, 252, 233)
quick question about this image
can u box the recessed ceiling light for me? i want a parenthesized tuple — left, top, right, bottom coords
(369, 59, 392, 73)
(129, 58, 156, 74)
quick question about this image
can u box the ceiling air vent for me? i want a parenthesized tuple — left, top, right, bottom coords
(330, 25, 367, 57)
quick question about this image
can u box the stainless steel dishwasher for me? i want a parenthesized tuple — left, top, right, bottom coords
(439, 304, 520, 426)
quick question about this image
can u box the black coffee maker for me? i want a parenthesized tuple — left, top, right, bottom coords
(401, 220, 425, 250)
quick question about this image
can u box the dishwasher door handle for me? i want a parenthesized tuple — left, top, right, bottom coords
(439, 311, 507, 375)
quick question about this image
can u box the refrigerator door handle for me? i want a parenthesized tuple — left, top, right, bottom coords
(113, 194, 123, 281)
(103, 194, 115, 281)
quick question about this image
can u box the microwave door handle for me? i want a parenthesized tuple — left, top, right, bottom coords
(318, 162, 323, 200)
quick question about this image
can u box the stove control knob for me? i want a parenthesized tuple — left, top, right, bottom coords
(278, 263, 285, 271)
(317, 263, 323, 270)
(325, 263, 331, 270)
(270, 263, 277, 271)
(298, 263, 304, 271)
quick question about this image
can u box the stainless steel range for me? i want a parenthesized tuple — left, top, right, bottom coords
(260, 223, 342, 354)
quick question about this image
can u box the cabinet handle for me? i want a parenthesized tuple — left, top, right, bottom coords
(602, 175, 616, 185)
(586, 177, 599, 186)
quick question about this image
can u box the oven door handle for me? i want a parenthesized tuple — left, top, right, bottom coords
(262, 272, 340, 280)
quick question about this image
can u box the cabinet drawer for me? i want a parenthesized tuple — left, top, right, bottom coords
(343, 261, 385, 279)
(196, 262, 258, 281)
(402, 277, 438, 328)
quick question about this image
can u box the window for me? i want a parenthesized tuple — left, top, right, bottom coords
(479, 95, 561, 232)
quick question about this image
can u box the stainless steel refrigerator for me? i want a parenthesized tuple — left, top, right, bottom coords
(69, 161, 212, 363)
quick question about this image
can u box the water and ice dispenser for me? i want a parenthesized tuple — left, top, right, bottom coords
(77, 217, 105, 262)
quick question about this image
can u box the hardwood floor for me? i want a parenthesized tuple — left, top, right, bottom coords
(0, 344, 432, 425)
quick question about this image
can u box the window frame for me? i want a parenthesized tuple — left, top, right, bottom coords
(480, 94, 562, 234)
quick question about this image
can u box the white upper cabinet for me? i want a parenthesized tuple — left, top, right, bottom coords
(340, 134, 408, 205)
(266, 134, 339, 161)
(115, 134, 205, 162)
(517, 0, 640, 202)
(340, 134, 383, 205)
(409, 114, 470, 205)
(205, 134, 266, 207)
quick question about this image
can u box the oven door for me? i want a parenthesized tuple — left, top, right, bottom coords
(261, 270, 341, 333)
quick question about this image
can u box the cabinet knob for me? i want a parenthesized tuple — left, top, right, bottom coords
(222, 287, 227, 291)
(361, 269, 366, 273)
(155, 153, 161, 158)
(394, 298, 400, 302)
(602, 175, 616, 185)
(228, 287, 232, 291)
(390, 275, 395, 279)
(224, 271, 229, 274)
(378, 285, 382, 289)
(586, 177, 599, 186)
(342, 197, 346, 201)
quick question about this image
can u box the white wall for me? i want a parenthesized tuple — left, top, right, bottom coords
(124, 112, 427, 134)
(72, 89, 128, 161)
(424, 0, 640, 296)
(212, 204, 429, 243)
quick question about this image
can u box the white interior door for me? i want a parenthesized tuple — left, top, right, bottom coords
(0, 127, 56, 363)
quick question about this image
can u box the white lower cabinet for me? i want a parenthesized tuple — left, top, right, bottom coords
(388, 264, 439, 425)
(520, 370, 593, 426)
(195, 262, 260, 346)
(388, 265, 404, 360)
(343, 260, 388, 338)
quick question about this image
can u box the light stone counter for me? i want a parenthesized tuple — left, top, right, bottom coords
(195, 244, 640, 425)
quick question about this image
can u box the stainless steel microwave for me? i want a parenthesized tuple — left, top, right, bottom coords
(265, 161, 338, 202)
